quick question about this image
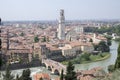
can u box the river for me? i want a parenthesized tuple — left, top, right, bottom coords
(74, 41, 119, 72)
(0, 41, 119, 80)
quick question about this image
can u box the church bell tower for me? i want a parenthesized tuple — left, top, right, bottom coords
(58, 9, 65, 40)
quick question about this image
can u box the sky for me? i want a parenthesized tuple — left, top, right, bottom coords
(0, 0, 120, 21)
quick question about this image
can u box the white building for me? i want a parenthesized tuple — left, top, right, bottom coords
(75, 26, 84, 34)
(59, 41, 94, 57)
(58, 9, 65, 40)
(92, 33, 107, 44)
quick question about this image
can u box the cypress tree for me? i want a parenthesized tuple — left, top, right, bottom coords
(20, 69, 32, 80)
(114, 43, 120, 69)
(2, 64, 14, 80)
(65, 61, 77, 80)
(16, 74, 20, 80)
(0, 18, 1, 25)
(60, 69, 64, 80)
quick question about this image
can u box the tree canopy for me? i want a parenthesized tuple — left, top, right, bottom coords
(114, 43, 120, 69)
(65, 61, 77, 80)
(84, 25, 120, 36)
(34, 36, 39, 43)
(94, 41, 110, 52)
(19, 69, 32, 80)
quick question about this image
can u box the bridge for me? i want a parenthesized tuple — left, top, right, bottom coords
(42, 59, 66, 75)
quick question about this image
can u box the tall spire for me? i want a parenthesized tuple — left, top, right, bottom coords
(58, 9, 65, 40)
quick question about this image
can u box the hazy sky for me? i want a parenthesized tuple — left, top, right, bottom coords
(0, 0, 120, 21)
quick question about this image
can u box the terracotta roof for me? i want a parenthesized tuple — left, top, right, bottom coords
(34, 73, 50, 80)
(68, 41, 93, 47)
(7, 49, 32, 54)
(79, 75, 93, 80)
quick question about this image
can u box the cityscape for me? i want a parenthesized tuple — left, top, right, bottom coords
(0, 0, 120, 80)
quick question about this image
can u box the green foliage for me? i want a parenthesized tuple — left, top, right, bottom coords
(65, 61, 77, 80)
(90, 53, 110, 61)
(114, 25, 120, 36)
(19, 69, 32, 80)
(34, 36, 39, 43)
(107, 40, 111, 46)
(84, 25, 120, 36)
(41, 36, 46, 42)
(105, 35, 112, 40)
(20, 32, 24, 36)
(60, 69, 64, 80)
(2, 64, 14, 80)
(94, 41, 110, 52)
(105, 35, 112, 46)
(89, 38, 93, 42)
(39, 77, 43, 80)
(102, 69, 120, 80)
(16, 74, 20, 80)
(81, 53, 91, 61)
(108, 65, 115, 73)
(62, 53, 110, 65)
(114, 38, 120, 42)
(93, 44, 99, 51)
(114, 43, 120, 70)
(84, 27, 113, 34)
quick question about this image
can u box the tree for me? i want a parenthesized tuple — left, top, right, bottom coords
(108, 65, 115, 73)
(69, 37, 72, 42)
(16, 74, 20, 80)
(114, 43, 120, 70)
(34, 36, 39, 43)
(81, 53, 91, 61)
(93, 44, 99, 51)
(39, 77, 43, 80)
(105, 35, 112, 46)
(20, 32, 24, 36)
(2, 64, 14, 80)
(97, 41, 110, 52)
(65, 61, 77, 80)
(19, 69, 32, 80)
(60, 69, 64, 80)
(107, 40, 111, 46)
(42, 36, 46, 42)
(89, 38, 93, 42)
(115, 25, 120, 36)
(0, 18, 1, 25)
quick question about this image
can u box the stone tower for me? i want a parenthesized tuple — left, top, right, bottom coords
(58, 9, 65, 40)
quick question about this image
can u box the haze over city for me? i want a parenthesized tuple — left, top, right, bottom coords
(1, 0, 120, 80)
(0, 0, 120, 21)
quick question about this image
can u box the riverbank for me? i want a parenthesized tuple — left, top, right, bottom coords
(62, 52, 111, 65)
